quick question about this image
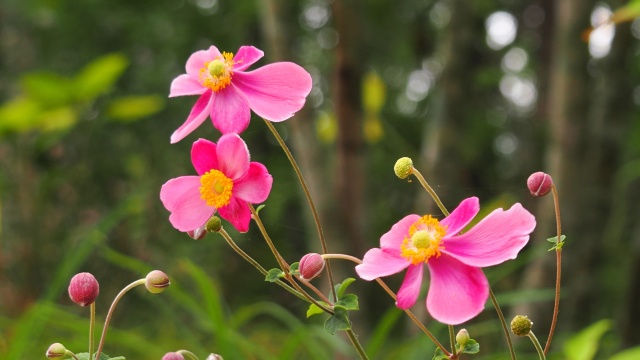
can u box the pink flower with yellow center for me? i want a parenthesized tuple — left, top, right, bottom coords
(169, 45, 313, 143)
(355, 197, 536, 325)
(160, 134, 273, 233)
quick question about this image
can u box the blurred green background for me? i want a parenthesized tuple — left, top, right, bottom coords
(2, 0, 640, 359)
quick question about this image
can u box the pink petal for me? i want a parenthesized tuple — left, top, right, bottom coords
(210, 87, 251, 134)
(232, 62, 312, 121)
(355, 248, 410, 281)
(426, 256, 489, 325)
(440, 197, 480, 235)
(442, 203, 536, 267)
(191, 138, 218, 175)
(233, 162, 273, 204)
(380, 214, 421, 251)
(185, 46, 221, 77)
(396, 264, 424, 310)
(233, 46, 264, 72)
(216, 134, 250, 180)
(169, 74, 206, 97)
(218, 196, 252, 233)
(160, 176, 215, 232)
(170, 91, 213, 144)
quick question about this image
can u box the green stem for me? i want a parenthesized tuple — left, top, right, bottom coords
(410, 167, 449, 216)
(249, 204, 288, 272)
(177, 349, 199, 360)
(263, 119, 336, 292)
(89, 302, 95, 360)
(448, 325, 456, 356)
(217, 228, 306, 303)
(94, 279, 146, 360)
(528, 331, 546, 360)
(346, 328, 370, 360)
(65, 350, 80, 360)
(490, 288, 516, 360)
(544, 185, 563, 355)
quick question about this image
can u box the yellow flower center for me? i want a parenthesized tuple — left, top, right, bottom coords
(199, 52, 234, 92)
(400, 215, 447, 265)
(199, 169, 233, 208)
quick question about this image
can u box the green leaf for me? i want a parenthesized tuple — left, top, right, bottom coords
(324, 305, 351, 335)
(334, 277, 355, 300)
(0, 97, 42, 135)
(21, 71, 74, 107)
(461, 339, 480, 354)
(547, 235, 566, 251)
(75, 353, 123, 360)
(39, 106, 78, 132)
(563, 319, 611, 360)
(306, 302, 329, 318)
(336, 294, 359, 310)
(265, 268, 285, 282)
(609, 346, 640, 360)
(432, 347, 449, 360)
(74, 53, 129, 101)
(106, 95, 165, 122)
(289, 262, 300, 275)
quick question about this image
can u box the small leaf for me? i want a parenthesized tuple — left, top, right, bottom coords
(255, 204, 266, 213)
(307, 302, 329, 318)
(75, 353, 122, 360)
(265, 268, 285, 282)
(21, 71, 74, 107)
(74, 53, 129, 101)
(289, 262, 300, 275)
(547, 235, 566, 243)
(334, 278, 356, 300)
(336, 294, 359, 310)
(432, 347, 449, 360)
(324, 305, 351, 335)
(609, 346, 640, 360)
(563, 319, 611, 360)
(106, 95, 165, 122)
(461, 339, 480, 354)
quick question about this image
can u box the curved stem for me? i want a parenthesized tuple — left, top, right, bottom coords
(346, 328, 370, 360)
(65, 350, 80, 360)
(528, 331, 546, 360)
(177, 349, 200, 360)
(410, 167, 449, 216)
(490, 287, 516, 360)
(295, 274, 334, 305)
(544, 185, 563, 355)
(89, 302, 95, 360)
(262, 119, 336, 291)
(94, 279, 146, 360)
(218, 228, 306, 302)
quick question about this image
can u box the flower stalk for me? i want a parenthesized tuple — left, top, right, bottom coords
(544, 184, 563, 355)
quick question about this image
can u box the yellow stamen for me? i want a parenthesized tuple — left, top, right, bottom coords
(400, 215, 447, 265)
(199, 52, 234, 92)
(199, 169, 233, 208)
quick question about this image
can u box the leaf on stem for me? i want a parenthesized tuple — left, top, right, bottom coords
(324, 305, 351, 335)
(265, 268, 285, 282)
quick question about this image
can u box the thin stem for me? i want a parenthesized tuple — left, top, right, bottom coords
(263, 119, 336, 292)
(321, 253, 363, 263)
(295, 275, 334, 304)
(287, 275, 334, 314)
(89, 302, 95, 360)
(66, 350, 80, 360)
(544, 185, 563, 355)
(218, 228, 306, 302)
(249, 204, 288, 272)
(177, 349, 200, 360)
(94, 279, 146, 360)
(410, 167, 449, 216)
(490, 288, 516, 360)
(528, 331, 546, 360)
(448, 325, 456, 356)
(346, 328, 370, 360)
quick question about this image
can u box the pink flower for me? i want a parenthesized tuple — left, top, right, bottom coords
(160, 134, 273, 233)
(355, 197, 535, 325)
(169, 45, 313, 143)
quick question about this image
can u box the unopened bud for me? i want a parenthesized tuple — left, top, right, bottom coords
(394, 157, 413, 179)
(188, 225, 207, 240)
(511, 315, 533, 336)
(161, 352, 185, 360)
(456, 328, 470, 347)
(145, 270, 170, 294)
(68, 272, 100, 306)
(205, 216, 222, 233)
(206, 354, 224, 360)
(527, 172, 553, 197)
(46, 343, 66, 359)
(299, 253, 325, 280)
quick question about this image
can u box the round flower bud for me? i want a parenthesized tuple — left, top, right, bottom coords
(527, 172, 554, 197)
(68, 272, 100, 306)
(205, 216, 223, 233)
(511, 315, 533, 336)
(206, 354, 224, 360)
(394, 157, 413, 179)
(145, 270, 170, 294)
(46, 343, 67, 359)
(456, 328, 470, 347)
(299, 253, 325, 280)
(187, 225, 207, 240)
(162, 352, 185, 360)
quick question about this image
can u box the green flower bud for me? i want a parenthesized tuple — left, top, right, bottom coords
(145, 270, 170, 294)
(511, 315, 533, 336)
(394, 157, 413, 179)
(46, 343, 66, 359)
(456, 328, 470, 347)
(205, 216, 223, 233)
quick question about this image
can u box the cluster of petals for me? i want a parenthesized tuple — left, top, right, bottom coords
(169, 45, 312, 143)
(160, 134, 273, 233)
(355, 197, 536, 325)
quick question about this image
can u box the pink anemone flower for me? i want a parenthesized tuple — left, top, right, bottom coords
(160, 134, 273, 233)
(355, 197, 535, 325)
(169, 45, 313, 143)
